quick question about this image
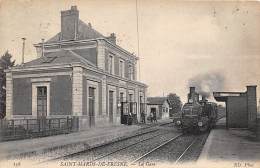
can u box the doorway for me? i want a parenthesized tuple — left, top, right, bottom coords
(88, 87, 95, 127)
(109, 91, 114, 123)
(37, 86, 47, 131)
(37, 86, 47, 118)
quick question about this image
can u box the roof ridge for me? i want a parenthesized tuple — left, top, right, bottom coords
(78, 19, 105, 38)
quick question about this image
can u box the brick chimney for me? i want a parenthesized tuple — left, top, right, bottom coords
(61, 6, 79, 40)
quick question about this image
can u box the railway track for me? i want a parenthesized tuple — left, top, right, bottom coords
(92, 131, 178, 162)
(63, 128, 177, 161)
(131, 133, 209, 164)
(45, 121, 173, 162)
(44, 121, 208, 164)
(130, 133, 183, 164)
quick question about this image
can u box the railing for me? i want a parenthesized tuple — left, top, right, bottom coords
(0, 117, 79, 141)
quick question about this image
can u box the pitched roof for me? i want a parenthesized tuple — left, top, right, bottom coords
(21, 49, 94, 67)
(46, 20, 105, 43)
(147, 97, 168, 105)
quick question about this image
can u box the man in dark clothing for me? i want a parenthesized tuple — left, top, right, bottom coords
(141, 111, 146, 123)
(153, 111, 157, 122)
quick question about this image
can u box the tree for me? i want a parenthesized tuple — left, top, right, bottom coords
(167, 93, 182, 117)
(0, 51, 15, 119)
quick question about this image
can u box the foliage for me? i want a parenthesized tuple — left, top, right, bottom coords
(167, 93, 182, 117)
(0, 51, 15, 119)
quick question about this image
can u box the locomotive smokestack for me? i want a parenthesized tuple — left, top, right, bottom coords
(190, 87, 195, 94)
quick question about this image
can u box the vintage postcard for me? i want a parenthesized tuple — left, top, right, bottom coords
(0, 0, 259, 168)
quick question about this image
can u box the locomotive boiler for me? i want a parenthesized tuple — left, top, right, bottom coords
(175, 87, 218, 133)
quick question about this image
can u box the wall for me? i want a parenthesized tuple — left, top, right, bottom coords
(13, 78, 32, 115)
(50, 75, 72, 115)
(247, 86, 257, 130)
(162, 101, 170, 119)
(12, 74, 72, 117)
(227, 96, 248, 128)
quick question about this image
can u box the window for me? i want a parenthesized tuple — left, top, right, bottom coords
(128, 64, 134, 80)
(108, 55, 114, 74)
(32, 81, 50, 118)
(37, 86, 47, 117)
(129, 94, 133, 102)
(120, 92, 124, 102)
(119, 59, 125, 78)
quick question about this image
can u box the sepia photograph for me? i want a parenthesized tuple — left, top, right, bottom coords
(0, 0, 259, 168)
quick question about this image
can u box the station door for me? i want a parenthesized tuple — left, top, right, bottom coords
(109, 91, 114, 123)
(89, 87, 95, 127)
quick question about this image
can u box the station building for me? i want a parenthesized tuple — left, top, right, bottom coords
(147, 97, 170, 120)
(213, 86, 257, 130)
(5, 6, 147, 129)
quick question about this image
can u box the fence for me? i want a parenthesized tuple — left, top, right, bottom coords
(0, 117, 79, 141)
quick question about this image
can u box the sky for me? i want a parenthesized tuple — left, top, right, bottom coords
(0, 0, 259, 104)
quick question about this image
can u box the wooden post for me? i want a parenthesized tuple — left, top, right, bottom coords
(26, 119, 29, 137)
(38, 119, 41, 136)
(67, 116, 70, 132)
(49, 119, 51, 131)
(58, 119, 61, 133)
(12, 120, 15, 137)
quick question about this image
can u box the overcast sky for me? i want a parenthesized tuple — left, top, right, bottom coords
(0, 0, 259, 104)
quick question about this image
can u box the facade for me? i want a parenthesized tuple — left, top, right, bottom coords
(214, 86, 257, 130)
(5, 6, 147, 129)
(147, 97, 170, 120)
(257, 99, 260, 115)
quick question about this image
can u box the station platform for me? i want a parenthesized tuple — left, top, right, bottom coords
(0, 118, 171, 162)
(198, 117, 260, 166)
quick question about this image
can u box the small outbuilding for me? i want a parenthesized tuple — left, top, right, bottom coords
(213, 85, 257, 130)
(147, 97, 170, 120)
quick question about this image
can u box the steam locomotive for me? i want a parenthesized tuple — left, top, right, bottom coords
(174, 87, 218, 133)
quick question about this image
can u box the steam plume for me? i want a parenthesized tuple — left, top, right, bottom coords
(188, 72, 225, 98)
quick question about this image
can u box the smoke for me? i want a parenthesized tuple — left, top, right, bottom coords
(188, 72, 225, 98)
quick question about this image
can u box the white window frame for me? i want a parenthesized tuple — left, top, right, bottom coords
(128, 64, 134, 80)
(119, 59, 125, 78)
(87, 80, 99, 116)
(32, 81, 50, 117)
(108, 54, 114, 75)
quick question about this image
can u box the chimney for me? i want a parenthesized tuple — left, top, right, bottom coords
(41, 39, 45, 57)
(201, 95, 207, 102)
(107, 33, 116, 44)
(190, 87, 195, 94)
(188, 87, 199, 103)
(61, 6, 79, 40)
(21, 38, 26, 64)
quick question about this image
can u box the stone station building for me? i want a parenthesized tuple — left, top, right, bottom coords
(5, 6, 147, 129)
